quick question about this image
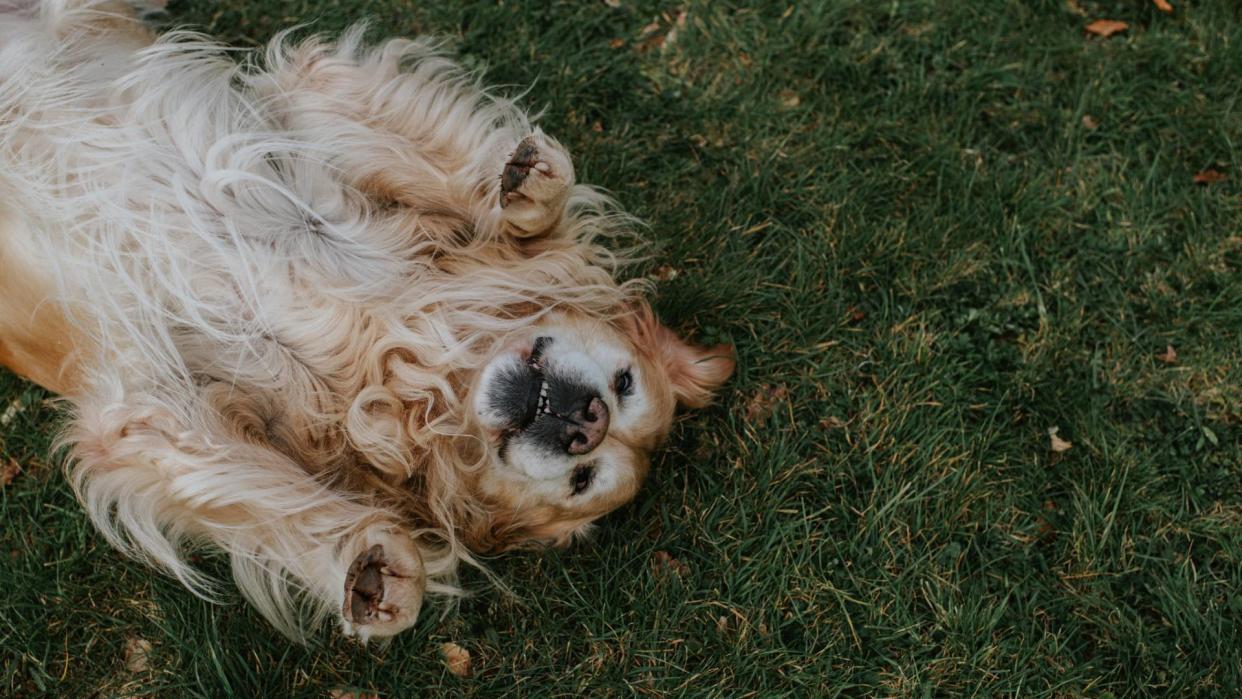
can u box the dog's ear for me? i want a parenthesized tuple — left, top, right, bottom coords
(626, 303, 735, 408)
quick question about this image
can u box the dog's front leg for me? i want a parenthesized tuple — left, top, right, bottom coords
(64, 391, 428, 640)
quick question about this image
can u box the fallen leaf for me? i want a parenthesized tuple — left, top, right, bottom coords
(441, 642, 471, 678)
(1085, 19, 1129, 38)
(744, 384, 788, 424)
(652, 265, 680, 281)
(1081, 114, 1099, 130)
(651, 550, 690, 578)
(1153, 0, 1173, 13)
(635, 12, 686, 53)
(664, 10, 686, 47)
(0, 460, 20, 487)
(603, 0, 622, 7)
(123, 637, 152, 673)
(1065, 0, 1086, 17)
(1036, 515, 1056, 539)
(608, 38, 625, 49)
(846, 307, 866, 323)
(591, 120, 604, 132)
(329, 691, 379, 699)
(1157, 344, 1178, 364)
(778, 89, 801, 109)
(1194, 169, 1227, 185)
(637, 33, 665, 52)
(1048, 427, 1073, 453)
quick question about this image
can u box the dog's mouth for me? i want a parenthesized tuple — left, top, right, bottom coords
(512, 336, 553, 433)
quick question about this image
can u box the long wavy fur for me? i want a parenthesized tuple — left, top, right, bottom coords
(0, 0, 647, 638)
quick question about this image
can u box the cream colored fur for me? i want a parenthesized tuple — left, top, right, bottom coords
(0, 0, 732, 641)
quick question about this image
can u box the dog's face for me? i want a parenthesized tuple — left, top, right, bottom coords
(469, 307, 733, 549)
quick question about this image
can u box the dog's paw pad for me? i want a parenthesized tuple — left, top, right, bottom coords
(344, 544, 387, 623)
(498, 134, 573, 238)
(499, 137, 545, 203)
(343, 542, 422, 637)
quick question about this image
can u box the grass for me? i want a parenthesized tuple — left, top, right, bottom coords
(3, 0, 1242, 695)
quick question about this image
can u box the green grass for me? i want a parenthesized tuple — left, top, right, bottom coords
(4, 0, 1242, 695)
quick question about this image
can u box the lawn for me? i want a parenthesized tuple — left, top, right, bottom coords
(3, 0, 1242, 695)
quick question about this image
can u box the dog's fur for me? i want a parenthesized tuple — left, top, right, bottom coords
(0, 0, 733, 640)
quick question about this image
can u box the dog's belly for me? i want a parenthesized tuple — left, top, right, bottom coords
(0, 206, 82, 393)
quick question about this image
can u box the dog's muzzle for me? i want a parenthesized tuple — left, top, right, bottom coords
(488, 337, 610, 456)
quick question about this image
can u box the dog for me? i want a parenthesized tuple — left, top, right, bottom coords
(0, 1, 734, 639)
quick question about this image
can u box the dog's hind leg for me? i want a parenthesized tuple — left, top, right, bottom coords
(256, 31, 579, 241)
(63, 388, 434, 640)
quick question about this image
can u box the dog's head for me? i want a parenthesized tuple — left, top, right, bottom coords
(466, 304, 733, 550)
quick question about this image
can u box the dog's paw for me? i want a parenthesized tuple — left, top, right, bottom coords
(498, 131, 574, 238)
(342, 532, 424, 640)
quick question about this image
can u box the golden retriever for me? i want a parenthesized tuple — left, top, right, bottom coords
(0, 1, 733, 639)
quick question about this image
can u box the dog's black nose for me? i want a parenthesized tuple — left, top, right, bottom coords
(564, 396, 609, 455)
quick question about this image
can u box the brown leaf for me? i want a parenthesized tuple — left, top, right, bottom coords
(1065, 0, 1086, 17)
(652, 265, 680, 282)
(123, 637, 152, 674)
(664, 10, 685, 47)
(1157, 344, 1178, 364)
(715, 616, 729, 633)
(637, 34, 665, 52)
(1153, 0, 1173, 13)
(1194, 169, 1227, 185)
(441, 642, 471, 678)
(778, 89, 801, 109)
(0, 460, 20, 488)
(1085, 19, 1129, 38)
(608, 38, 625, 49)
(329, 691, 379, 699)
(651, 550, 690, 578)
(1048, 427, 1073, 453)
(744, 384, 788, 424)
(603, 0, 622, 7)
(635, 12, 686, 53)
(1081, 114, 1099, 130)
(1036, 515, 1056, 539)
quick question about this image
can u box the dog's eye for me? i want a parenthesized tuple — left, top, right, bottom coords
(570, 464, 595, 496)
(614, 368, 634, 398)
